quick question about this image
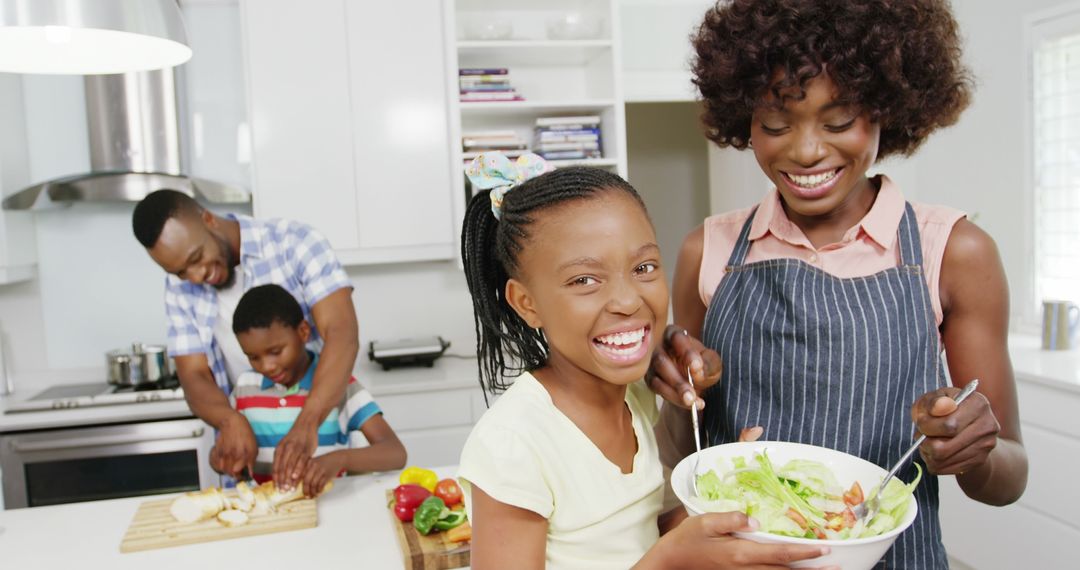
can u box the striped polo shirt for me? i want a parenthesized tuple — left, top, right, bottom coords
(232, 351, 382, 478)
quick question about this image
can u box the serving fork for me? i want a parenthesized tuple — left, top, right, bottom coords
(852, 379, 980, 523)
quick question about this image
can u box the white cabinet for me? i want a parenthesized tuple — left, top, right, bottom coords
(939, 376, 1080, 568)
(373, 382, 486, 468)
(241, 0, 458, 266)
(0, 73, 36, 285)
(618, 0, 714, 103)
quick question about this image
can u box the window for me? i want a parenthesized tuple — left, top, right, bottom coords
(1031, 12, 1080, 312)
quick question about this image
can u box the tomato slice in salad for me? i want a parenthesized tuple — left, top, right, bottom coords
(843, 481, 864, 507)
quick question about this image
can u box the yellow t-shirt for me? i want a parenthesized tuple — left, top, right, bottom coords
(458, 372, 664, 570)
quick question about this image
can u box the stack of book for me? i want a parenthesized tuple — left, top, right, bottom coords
(533, 116, 603, 161)
(461, 130, 529, 162)
(459, 68, 524, 103)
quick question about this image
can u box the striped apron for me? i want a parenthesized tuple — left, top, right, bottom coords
(701, 203, 947, 569)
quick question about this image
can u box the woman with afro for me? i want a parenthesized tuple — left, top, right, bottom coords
(648, 1, 1027, 567)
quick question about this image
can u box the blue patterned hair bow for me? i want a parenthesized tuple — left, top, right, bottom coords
(464, 152, 555, 219)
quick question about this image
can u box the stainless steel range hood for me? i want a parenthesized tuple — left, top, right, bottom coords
(2, 69, 249, 210)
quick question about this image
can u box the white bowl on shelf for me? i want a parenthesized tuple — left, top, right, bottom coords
(671, 441, 919, 570)
(463, 19, 513, 41)
(545, 12, 602, 40)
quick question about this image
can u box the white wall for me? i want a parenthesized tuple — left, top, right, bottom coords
(626, 101, 711, 275)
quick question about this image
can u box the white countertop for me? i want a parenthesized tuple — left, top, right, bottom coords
(0, 356, 480, 434)
(1008, 334, 1080, 394)
(0, 467, 462, 569)
(359, 355, 480, 397)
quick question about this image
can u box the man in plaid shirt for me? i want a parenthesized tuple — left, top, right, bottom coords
(132, 190, 358, 491)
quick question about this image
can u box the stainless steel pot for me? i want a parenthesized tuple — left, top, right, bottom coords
(107, 342, 171, 387)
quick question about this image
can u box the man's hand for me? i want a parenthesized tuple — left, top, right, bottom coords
(301, 452, 344, 498)
(273, 421, 319, 491)
(645, 324, 723, 409)
(212, 412, 257, 478)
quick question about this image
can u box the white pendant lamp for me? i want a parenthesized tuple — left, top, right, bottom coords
(0, 0, 192, 75)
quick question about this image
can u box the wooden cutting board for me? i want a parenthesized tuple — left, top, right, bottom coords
(386, 490, 470, 570)
(120, 493, 317, 553)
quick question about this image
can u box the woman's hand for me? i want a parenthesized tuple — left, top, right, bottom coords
(911, 384, 1000, 475)
(646, 325, 723, 409)
(640, 512, 834, 570)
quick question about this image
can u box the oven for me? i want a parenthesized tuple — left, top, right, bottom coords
(1, 417, 218, 509)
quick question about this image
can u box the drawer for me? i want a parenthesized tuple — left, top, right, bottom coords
(377, 390, 475, 432)
(1017, 380, 1080, 436)
(398, 425, 473, 468)
(1014, 423, 1080, 530)
(471, 388, 495, 424)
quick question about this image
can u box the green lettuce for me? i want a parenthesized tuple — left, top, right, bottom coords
(690, 452, 920, 540)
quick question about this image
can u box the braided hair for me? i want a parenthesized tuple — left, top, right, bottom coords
(461, 166, 646, 399)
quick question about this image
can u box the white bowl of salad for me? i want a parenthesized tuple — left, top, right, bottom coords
(671, 441, 921, 570)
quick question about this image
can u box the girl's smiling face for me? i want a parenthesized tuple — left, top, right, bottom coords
(750, 73, 881, 221)
(506, 189, 668, 386)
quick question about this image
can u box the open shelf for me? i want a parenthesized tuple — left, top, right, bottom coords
(457, 39, 611, 49)
(459, 99, 617, 113)
(458, 40, 612, 66)
(548, 157, 619, 168)
(448, 0, 627, 260)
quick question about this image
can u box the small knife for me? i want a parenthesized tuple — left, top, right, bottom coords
(242, 466, 258, 487)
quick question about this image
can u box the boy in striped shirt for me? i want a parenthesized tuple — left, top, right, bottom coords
(218, 284, 407, 495)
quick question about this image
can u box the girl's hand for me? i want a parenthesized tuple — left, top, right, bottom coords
(911, 384, 1000, 475)
(644, 512, 834, 570)
(645, 324, 723, 409)
(301, 453, 344, 498)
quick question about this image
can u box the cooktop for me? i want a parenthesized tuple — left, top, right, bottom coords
(5, 377, 185, 414)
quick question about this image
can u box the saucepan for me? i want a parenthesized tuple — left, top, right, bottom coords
(107, 342, 172, 387)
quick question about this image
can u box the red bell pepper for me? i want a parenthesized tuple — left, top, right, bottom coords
(392, 484, 432, 522)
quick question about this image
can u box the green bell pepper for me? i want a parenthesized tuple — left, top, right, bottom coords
(412, 496, 446, 535)
(434, 510, 467, 531)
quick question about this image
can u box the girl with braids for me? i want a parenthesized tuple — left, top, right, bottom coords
(456, 153, 830, 570)
(648, 1, 1028, 568)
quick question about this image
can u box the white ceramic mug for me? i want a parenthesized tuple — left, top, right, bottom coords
(1042, 300, 1080, 350)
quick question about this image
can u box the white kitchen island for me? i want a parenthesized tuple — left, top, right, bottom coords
(0, 468, 461, 569)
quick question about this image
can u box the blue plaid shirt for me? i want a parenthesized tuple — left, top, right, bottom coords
(164, 215, 352, 394)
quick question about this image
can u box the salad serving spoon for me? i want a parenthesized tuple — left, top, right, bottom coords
(688, 366, 705, 496)
(852, 379, 980, 523)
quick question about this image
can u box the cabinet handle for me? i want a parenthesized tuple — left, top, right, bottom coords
(11, 427, 206, 452)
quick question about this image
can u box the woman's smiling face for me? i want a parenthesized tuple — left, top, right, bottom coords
(750, 73, 882, 220)
(506, 189, 669, 386)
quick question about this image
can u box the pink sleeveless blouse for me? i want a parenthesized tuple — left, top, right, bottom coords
(699, 176, 965, 328)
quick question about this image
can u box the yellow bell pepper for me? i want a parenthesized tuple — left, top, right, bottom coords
(399, 466, 438, 492)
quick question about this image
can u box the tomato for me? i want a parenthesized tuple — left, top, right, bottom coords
(843, 481, 864, 507)
(786, 508, 809, 529)
(841, 507, 856, 529)
(434, 478, 463, 506)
